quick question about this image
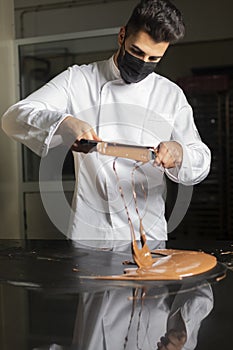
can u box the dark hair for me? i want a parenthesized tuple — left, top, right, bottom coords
(125, 0, 185, 43)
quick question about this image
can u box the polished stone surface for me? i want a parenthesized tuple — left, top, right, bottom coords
(0, 239, 232, 350)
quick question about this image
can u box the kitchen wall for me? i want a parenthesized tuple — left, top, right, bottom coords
(13, 0, 233, 81)
(14, 0, 233, 81)
(0, 0, 20, 239)
(0, 0, 233, 238)
(14, 0, 233, 42)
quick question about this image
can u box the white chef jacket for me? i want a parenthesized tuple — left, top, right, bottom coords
(2, 56, 211, 247)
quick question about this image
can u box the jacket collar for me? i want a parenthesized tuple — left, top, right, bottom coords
(109, 55, 121, 80)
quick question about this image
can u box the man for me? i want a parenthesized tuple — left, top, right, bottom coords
(2, 0, 210, 251)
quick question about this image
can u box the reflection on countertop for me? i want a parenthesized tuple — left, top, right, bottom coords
(0, 239, 232, 350)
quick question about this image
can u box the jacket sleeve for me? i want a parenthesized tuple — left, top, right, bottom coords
(165, 100, 211, 186)
(1, 68, 72, 157)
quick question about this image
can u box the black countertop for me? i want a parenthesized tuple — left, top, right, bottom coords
(0, 239, 233, 350)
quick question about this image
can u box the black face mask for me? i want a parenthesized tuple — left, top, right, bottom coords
(117, 45, 157, 84)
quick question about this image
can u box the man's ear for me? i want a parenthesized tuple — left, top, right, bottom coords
(118, 26, 126, 45)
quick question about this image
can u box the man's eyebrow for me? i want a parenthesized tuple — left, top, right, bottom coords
(131, 44, 145, 54)
(131, 44, 163, 58)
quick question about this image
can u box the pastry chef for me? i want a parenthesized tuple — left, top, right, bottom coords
(1, 0, 210, 251)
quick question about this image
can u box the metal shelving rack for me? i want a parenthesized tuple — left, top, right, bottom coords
(170, 75, 233, 239)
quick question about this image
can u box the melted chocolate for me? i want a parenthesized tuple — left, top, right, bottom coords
(102, 159, 217, 281)
(96, 249, 217, 280)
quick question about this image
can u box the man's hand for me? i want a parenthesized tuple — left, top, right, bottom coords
(157, 329, 187, 350)
(154, 141, 183, 169)
(157, 308, 187, 350)
(57, 116, 101, 150)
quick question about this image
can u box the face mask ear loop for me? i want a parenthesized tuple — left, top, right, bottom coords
(121, 25, 128, 54)
(117, 38, 126, 65)
(122, 38, 126, 56)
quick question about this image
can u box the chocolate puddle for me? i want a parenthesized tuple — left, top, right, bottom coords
(96, 249, 217, 281)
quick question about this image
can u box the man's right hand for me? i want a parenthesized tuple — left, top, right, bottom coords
(57, 116, 101, 150)
(157, 329, 187, 350)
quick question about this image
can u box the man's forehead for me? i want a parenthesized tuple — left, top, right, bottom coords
(126, 31, 169, 56)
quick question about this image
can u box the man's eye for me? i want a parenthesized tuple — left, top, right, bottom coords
(149, 57, 160, 62)
(131, 48, 143, 56)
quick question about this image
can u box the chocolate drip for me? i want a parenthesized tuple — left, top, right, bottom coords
(113, 160, 154, 268)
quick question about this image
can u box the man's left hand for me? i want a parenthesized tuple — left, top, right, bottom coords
(154, 141, 183, 169)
